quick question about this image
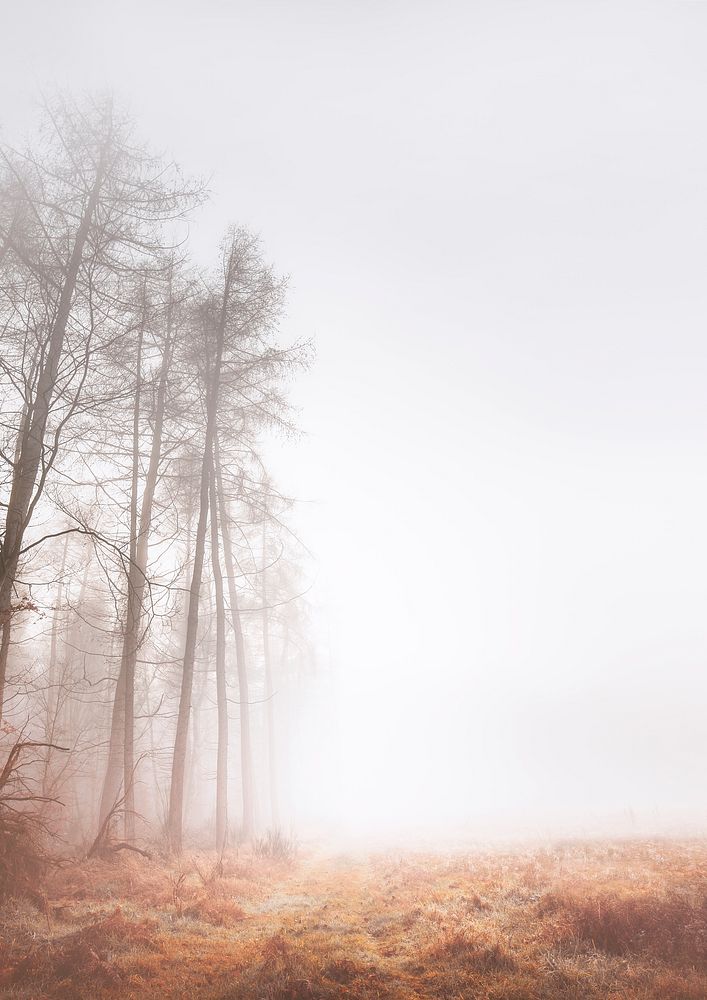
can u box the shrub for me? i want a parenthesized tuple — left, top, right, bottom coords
(252, 827, 298, 863)
(0, 738, 64, 901)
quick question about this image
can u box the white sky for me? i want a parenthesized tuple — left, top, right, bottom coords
(3, 0, 707, 838)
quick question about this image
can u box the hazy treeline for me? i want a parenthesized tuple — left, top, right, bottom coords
(0, 95, 313, 860)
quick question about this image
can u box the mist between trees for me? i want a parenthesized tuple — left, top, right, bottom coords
(0, 93, 315, 878)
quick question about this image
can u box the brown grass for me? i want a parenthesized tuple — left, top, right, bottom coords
(0, 839, 705, 999)
(541, 886, 707, 964)
(425, 929, 517, 972)
(1, 907, 161, 993)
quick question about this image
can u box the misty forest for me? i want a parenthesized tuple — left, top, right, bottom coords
(1, 5, 707, 1000)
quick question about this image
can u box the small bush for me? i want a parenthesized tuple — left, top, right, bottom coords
(0, 739, 61, 901)
(252, 827, 298, 863)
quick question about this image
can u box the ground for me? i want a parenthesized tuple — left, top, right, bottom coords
(0, 839, 705, 999)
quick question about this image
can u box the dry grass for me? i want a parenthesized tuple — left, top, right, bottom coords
(253, 828, 299, 864)
(0, 838, 705, 998)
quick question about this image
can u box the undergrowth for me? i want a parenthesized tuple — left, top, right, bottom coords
(0, 839, 705, 999)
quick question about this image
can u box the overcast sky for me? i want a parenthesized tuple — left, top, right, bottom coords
(3, 0, 707, 838)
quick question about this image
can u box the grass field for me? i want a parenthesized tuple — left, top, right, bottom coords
(1, 839, 705, 999)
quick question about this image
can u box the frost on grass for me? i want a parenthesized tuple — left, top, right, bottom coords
(0, 839, 706, 999)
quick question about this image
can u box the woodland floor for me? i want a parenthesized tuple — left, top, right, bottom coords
(0, 838, 705, 999)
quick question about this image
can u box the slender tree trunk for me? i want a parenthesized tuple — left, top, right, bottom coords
(143, 680, 162, 825)
(0, 164, 104, 721)
(278, 619, 292, 821)
(47, 532, 70, 711)
(185, 605, 211, 829)
(123, 322, 144, 842)
(98, 660, 126, 828)
(60, 557, 90, 836)
(0, 624, 11, 724)
(214, 434, 255, 839)
(41, 531, 70, 799)
(168, 272, 231, 852)
(168, 441, 212, 853)
(261, 524, 278, 829)
(209, 459, 228, 850)
(98, 291, 174, 838)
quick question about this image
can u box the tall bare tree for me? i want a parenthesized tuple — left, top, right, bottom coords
(168, 228, 288, 851)
(214, 435, 255, 839)
(209, 459, 228, 850)
(98, 267, 182, 838)
(0, 96, 196, 721)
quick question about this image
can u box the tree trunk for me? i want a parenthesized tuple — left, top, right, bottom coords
(98, 289, 174, 839)
(0, 162, 104, 721)
(123, 321, 144, 842)
(261, 524, 278, 829)
(98, 660, 126, 829)
(168, 438, 212, 853)
(168, 262, 231, 852)
(214, 434, 255, 840)
(209, 460, 228, 851)
(41, 531, 70, 800)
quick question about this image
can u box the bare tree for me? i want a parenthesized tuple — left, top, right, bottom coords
(167, 245, 231, 852)
(98, 265, 182, 839)
(261, 520, 279, 829)
(168, 228, 288, 851)
(214, 434, 255, 839)
(0, 96, 310, 867)
(0, 95, 197, 720)
(209, 458, 228, 850)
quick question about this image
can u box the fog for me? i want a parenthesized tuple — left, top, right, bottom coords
(2, 0, 706, 847)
